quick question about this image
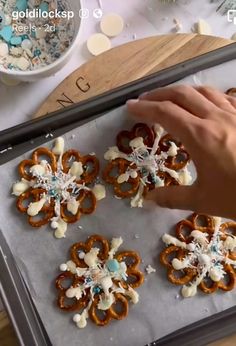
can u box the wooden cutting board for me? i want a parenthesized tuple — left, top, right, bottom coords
(1, 34, 236, 346)
(34, 33, 233, 118)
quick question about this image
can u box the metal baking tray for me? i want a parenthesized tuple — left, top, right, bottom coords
(1, 42, 236, 346)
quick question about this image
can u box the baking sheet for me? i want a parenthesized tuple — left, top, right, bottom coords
(1, 60, 236, 346)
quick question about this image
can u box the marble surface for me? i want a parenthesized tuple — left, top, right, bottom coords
(0, 0, 235, 130)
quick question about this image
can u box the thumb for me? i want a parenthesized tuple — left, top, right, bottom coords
(145, 185, 196, 211)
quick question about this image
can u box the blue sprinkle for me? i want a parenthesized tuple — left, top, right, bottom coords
(34, 49, 41, 57)
(39, 2, 49, 12)
(106, 259, 120, 272)
(15, 0, 28, 12)
(10, 36, 22, 46)
(93, 286, 101, 294)
(52, 176, 57, 182)
(54, 52, 60, 59)
(21, 34, 29, 40)
(0, 26, 13, 43)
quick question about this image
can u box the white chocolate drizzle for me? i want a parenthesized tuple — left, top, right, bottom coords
(13, 137, 106, 238)
(104, 124, 192, 207)
(162, 217, 236, 298)
(58, 237, 140, 329)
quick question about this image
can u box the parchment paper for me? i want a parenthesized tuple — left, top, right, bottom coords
(1, 60, 236, 346)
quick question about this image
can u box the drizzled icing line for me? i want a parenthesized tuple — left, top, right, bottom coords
(161, 215, 236, 298)
(13, 137, 106, 238)
(56, 235, 144, 328)
(103, 123, 192, 208)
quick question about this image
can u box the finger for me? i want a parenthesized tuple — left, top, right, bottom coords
(196, 86, 236, 114)
(127, 99, 201, 147)
(139, 85, 218, 119)
(145, 185, 197, 211)
(226, 95, 236, 110)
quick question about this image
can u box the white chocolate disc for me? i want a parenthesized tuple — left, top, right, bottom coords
(87, 33, 111, 56)
(100, 13, 124, 37)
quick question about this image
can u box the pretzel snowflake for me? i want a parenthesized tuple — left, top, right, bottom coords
(103, 123, 191, 207)
(55, 235, 144, 328)
(160, 213, 236, 297)
(12, 137, 106, 238)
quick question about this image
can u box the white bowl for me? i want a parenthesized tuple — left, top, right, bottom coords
(0, 0, 81, 83)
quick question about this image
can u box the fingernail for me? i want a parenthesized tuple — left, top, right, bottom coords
(139, 92, 148, 99)
(126, 99, 139, 105)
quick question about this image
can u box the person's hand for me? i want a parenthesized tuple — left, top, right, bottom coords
(127, 85, 236, 219)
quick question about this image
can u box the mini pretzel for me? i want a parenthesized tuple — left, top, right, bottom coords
(56, 271, 88, 311)
(62, 151, 99, 184)
(89, 293, 128, 326)
(220, 222, 236, 260)
(160, 213, 236, 296)
(70, 234, 110, 268)
(103, 158, 140, 197)
(103, 123, 190, 203)
(55, 234, 144, 328)
(116, 123, 155, 154)
(14, 138, 101, 236)
(17, 188, 54, 227)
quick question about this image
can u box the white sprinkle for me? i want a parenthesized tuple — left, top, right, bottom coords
(134, 234, 140, 239)
(114, 195, 122, 200)
(78, 251, 85, 259)
(78, 225, 83, 230)
(175, 294, 180, 299)
(145, 264, 156, 274)
(60, 263, 68, 271)
(45, 133, 50, 138)
(71, 134, 75, 139)
(0, 148, 8, 154)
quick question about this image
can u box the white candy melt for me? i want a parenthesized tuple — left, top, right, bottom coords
(209, 268, 222, 282)
(30, 164, 46, 176)
(87, 33, 111, 56)
(100, 13, 124, 37)
(12, 179, 30, 196)
(69, 161, 84, 179)
(84, 248, 99, 267)
(27, 197, 46, 216)
(92, 184, 106, 200)
(97, 293, 115, 310)
(182, 285, 197, 298)
(126, 287, 139, 304)
(104, 146, 123, 161)
(167, 142, 178, 157)
(54, 218, 67, 239)
(66, 260, 77, 274)
(109, 237, 123, 257)
(67, 198, 80, 215)
(162, 234, 187, 249)
(52, 137, 65, 156)
(172, 258, 187, 270)
(224, 236, 236, 251)
(100, 276, 113, 295)
(129, 137, 145, 149)
(75, 310, 88, 329)
(66, 287, 82, 300)
(117, 172, 129, 184)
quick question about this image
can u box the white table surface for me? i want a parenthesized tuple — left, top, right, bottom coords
(0, 0, 235, 130)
